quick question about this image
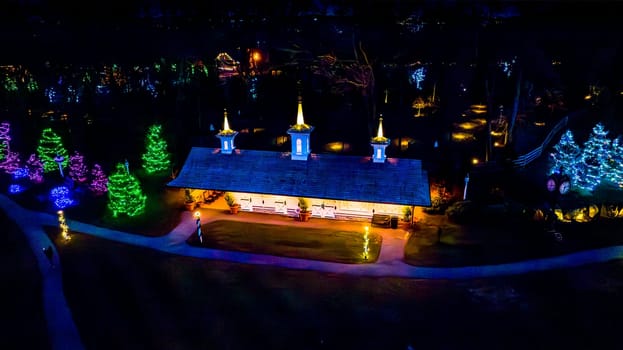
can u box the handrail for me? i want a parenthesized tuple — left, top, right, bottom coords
(513, 116, 568, 167)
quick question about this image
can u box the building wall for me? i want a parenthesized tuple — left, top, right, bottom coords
(227, 192, 410, 220)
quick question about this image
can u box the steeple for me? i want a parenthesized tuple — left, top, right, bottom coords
(216, 108, 239, 154)
(370, 116, 390, 163)
(287, 94, 314, 160)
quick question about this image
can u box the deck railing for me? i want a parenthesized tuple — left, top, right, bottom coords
(513, 116, 568, 167)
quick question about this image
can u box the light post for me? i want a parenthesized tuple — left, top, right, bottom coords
(194, 211, 202, 244)
(463, 173, 470, 200)
(54, 154, 64, 178)
(363, 226, 370, 261)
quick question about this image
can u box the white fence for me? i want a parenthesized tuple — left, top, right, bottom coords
(513, 116, 568, 167)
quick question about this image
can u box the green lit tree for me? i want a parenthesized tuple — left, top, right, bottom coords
(576, 123, 611, 192)
(141, 124, 170, 174)
(107, 163, 147, 217)
(549, 129, 581, 184)
(36, 128, 69, 173)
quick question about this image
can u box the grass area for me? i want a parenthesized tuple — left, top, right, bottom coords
(2, 171, 182, 237)
(0, 212, 49, 349)
(43, 227, 623, 350)
(190, 220, 380, 264)
(405, 212, 623, 267)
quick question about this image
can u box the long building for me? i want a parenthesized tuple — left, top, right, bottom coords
(168, 97, 431, 220)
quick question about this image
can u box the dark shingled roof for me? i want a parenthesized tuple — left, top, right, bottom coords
(168, 147, 431, 206)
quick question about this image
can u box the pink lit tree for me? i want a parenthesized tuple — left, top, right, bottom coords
(88, 163, 108, 195)
(0, 150, 21, 174)
(25, 153, 44, 183)
(68, 151, 88, 183)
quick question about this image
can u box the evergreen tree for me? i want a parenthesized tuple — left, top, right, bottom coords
(107, 163, 146, 217)
(606, 136, 623, 188)
(68, 151, 88, 183)
(25, 153, 44, 183)
(0, 121, 11, 161)
(141, 124, 170, 174)
(549, 129, 581, 183)
(576, 123, 611, 191)
(0, 150, 21, 174)
(88, 164, 108, 195)
(36, 128, 69, 173)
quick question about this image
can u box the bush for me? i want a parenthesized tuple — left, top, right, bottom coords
(224, 192, 236, 207)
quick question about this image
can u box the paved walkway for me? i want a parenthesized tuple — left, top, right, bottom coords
(2, 193, 623, 350)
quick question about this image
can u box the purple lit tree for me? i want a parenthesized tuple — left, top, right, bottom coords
(68, 151, 88, 184)
(88, 164, 108, 195)
(0, 121, 11, 161)
(0, 150, 21, 174)
(25, 153, 44, 183)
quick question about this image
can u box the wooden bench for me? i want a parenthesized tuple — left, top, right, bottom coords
(371, 214, 391, 227)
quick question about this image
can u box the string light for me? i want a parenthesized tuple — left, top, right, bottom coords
(58, 210, 70, 241)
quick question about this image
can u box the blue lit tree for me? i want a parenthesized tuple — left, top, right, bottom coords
(605, 136, 623, 188)
(409, 67, 426, 90)
(549, 129, 581, 184)
(576, 123, 611, 192)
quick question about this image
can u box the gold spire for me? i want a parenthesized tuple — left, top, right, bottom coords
(223, 109, 231, 131)
(371, 116, 389, 144)
(296, 95, 305, 125)
(218, 108, 237, 136)
(288, 94, 313, 132)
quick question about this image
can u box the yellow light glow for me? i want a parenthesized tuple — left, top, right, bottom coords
(457, 121, 479, 130)
(252, 51, 261, 62)
(584, 95, 592, 100)
(324, 141, 351, 152)
(194, 211, 200, 219)
(451, 132, 476, 142)
(472, 158, 479, 165)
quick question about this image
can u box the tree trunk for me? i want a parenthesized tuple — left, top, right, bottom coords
(485, 78, 494, 163)
(507, 70, 522, 145)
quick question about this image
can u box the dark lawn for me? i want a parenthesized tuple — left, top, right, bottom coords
(406, 213, 623, 267)
(5, 173, 182, 237)
(187, 220, 382, 264)
(46, 229, 623, 350)
(0, 212, 49, 350)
